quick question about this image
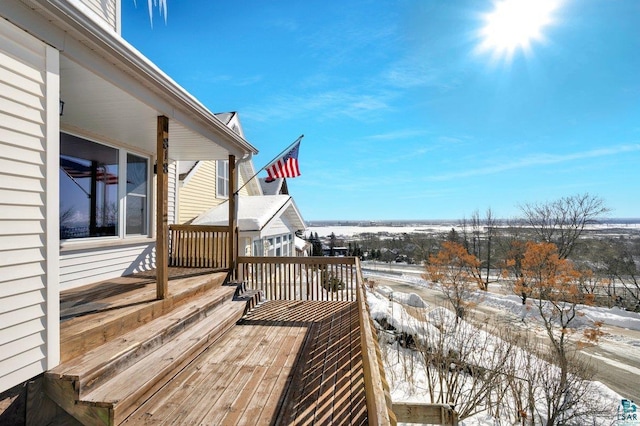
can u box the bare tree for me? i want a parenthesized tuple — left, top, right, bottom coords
(519, 193, 610, 259)
(483, 208, 498, 288)
(600, 240, 640, 310)
(414, 309, 516, 420)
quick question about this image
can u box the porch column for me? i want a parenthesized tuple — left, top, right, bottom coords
(156, 116, 169, 299)
(228, 154, 237, 278)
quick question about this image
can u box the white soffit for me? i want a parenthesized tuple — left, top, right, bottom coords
(60, 56, 230, 160)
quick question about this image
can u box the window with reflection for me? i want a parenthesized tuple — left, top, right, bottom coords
(59, 133, 149, 240)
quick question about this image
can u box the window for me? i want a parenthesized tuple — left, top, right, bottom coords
(60, 133, 149, 240)
(126, 154, 148, 235)
(216, 160, 229, 198)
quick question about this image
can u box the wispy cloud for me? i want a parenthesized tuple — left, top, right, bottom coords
(427, 144, 640, 181)
(304, 21, 397, 66)
(188, 72, 262, 87)
(243, 89, 394, 122)
(437, 136, 466, 145)
(381, 57, 463, 92)
(266, 18, 299, 32)
(367, 129, 429, 140)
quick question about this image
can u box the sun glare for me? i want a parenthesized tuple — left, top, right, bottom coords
(478, 0, 560, 62)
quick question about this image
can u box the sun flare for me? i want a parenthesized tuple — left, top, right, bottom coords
(478, 0, 560, 62)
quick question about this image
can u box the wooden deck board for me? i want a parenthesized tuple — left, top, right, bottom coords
(59, 268, 228, 362)
(120, 300, 366, 425)
(57, 271, 370, 426)
(231, 325, 307, 425)
(132, 325, 267, 425)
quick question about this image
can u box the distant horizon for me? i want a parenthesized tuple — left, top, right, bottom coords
(306, 217, 640, 225)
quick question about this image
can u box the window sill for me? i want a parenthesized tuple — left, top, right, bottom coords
(60, 236, 155, 253)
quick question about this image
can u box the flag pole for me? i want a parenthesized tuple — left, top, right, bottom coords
(233, 134, 304, 195)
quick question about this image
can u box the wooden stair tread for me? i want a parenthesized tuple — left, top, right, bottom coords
(43, 273, 268, 426)
(82, 300, 245, 405)
(48, 284, 237, 386)
(58, 272, 229, 363)
(45, 284, 252, 425)
(122, 316, 307, 425)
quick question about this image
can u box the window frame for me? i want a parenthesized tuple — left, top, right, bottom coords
(216, 159, 229, 198)
(59, 132, 152, 243)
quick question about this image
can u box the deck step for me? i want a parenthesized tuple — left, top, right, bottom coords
(59, 271, 229, 363)
(44, 283, 247, 425)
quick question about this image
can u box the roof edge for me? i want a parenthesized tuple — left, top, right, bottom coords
(32, 0, 258, 156)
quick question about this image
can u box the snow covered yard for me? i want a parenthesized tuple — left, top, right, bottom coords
(364, 273, 640, 425)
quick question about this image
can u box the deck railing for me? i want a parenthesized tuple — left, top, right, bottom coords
(237, 256, 358, 301)
(355, 258, 397, 426)
(161, 226, 446, 424)
(168, 224, 230, 269)
(238, 256, 396, 425)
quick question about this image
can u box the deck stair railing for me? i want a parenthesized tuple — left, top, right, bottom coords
(168, 224, 230, 269)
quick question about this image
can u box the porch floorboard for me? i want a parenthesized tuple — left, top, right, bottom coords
(122, 300, 368, 425)
(59, 268, 227, 363)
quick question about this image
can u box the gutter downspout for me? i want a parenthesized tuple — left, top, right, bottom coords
(229, 153, 253, 279)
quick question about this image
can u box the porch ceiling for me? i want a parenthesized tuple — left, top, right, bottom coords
(60, 56, 238, 161)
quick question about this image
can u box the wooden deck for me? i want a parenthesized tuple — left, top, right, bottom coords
(123, 300, 367, 425)
(48, 269, 370, 425)
(59, 268, 227, 363)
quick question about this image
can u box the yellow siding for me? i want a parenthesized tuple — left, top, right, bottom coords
(238, 170, 250, 196)
(178, 161, 223, 223)
(178, 159, 253, 223)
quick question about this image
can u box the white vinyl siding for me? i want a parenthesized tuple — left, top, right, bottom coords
(168, 161, 177, 224)
(60, 242, 155, 290)
(78, 0, 118, 32)
(0, 19, 59, 392)
(265, 215, 292, 237)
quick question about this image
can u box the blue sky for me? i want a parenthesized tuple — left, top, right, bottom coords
(122, 0, 640, 221)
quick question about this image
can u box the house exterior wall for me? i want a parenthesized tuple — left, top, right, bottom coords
(178, 159, 251, 223)
(60, 242, 155, 290)
(242, 214, 297, 257)
(178, 161, 220, 224)
(0, 18, 60, 392)
(263, 215, 293, 238)
(77, 0, 119, 32)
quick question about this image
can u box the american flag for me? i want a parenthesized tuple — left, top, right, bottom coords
(265, 140, 301, 182)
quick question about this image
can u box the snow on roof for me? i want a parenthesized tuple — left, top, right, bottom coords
(193, 195, 302, 231)
(294, 236, 311, 251)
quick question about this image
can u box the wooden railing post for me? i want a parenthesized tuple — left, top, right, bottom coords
(228, 154, 237, 280)
(156, 115, 169, 300)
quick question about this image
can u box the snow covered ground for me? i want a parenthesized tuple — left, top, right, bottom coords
(363, 270, 640, 425)
(307, 222, 640, 239)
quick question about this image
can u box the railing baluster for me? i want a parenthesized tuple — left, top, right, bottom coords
(233, 256, 360, 302)
(167, 225, 230, 269)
